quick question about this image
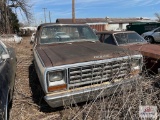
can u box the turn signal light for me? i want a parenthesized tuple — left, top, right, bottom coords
(48, 84, 67, 92)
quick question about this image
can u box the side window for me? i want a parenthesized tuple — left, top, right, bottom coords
(0, 44, 7, 56)
(104, 34, 116, 45)
(81, 27, 96, 39)
(155, 28, 160, 32)
(82, 28, 92, 38)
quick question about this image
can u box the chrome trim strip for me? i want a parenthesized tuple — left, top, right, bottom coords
(34, 49, 45, 67)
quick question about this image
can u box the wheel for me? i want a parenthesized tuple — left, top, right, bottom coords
(145, 36, 154, 43)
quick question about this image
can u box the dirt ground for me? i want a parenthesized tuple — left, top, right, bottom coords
(9, 37, 160, 120)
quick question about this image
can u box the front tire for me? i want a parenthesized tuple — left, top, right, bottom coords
(145, 36, 154, 43)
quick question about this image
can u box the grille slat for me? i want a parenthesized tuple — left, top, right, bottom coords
(69, 59, 131, 88)
(69, 77, 111, 88)
(70, 71, 81, 74)
(70, 75, 81, 79)
(82, 73, 92, 77)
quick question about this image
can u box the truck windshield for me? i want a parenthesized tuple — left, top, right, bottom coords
(114, 32, 147, 45)
(40, 25, 98, 44)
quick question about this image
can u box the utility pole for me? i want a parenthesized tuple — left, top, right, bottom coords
(72, 0, 75, 23)
(43, 8, 47, 23)
(49, 11, 51, 23)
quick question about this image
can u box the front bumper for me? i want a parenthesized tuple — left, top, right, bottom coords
(44, 76, 140, 108)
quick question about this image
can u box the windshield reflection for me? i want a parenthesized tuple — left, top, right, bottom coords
(114, 32, 147, 45)
(40, 25, 98, 44)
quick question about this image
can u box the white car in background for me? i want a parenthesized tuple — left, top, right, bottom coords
(0, 34, 23, 44)
(141, 27, 160, 43)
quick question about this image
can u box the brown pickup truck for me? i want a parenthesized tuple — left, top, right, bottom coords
(96, 31, 160, 74)
(33, 23, 142, 108)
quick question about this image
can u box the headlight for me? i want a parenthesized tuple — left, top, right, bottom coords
(47, 70, 66, 92)
(48, 71, 63, 82)
(131, 58, 141, 70)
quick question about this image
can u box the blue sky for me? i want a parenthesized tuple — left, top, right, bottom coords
(17, 0, 160, 25)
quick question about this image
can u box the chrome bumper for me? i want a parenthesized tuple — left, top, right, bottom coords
(44, 76, 140, 108)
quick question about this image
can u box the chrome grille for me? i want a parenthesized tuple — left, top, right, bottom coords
(68, 59, 131, 88)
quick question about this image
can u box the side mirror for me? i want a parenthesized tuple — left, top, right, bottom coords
(1, 54, 10, 60)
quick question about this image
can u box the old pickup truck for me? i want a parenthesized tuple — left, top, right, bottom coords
(33, 23, 142, 108)
(96, 31, 160, 74)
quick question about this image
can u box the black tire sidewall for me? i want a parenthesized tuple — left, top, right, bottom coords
(145, 36, 154, 43)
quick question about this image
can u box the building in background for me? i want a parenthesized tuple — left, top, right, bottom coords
(105, 17, 156, 31)
(56, 18, 107, 31)
(56, 17, 156, 31)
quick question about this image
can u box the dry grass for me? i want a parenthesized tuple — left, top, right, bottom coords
(7, 37, 160, 120)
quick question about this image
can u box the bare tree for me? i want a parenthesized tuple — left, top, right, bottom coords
(154, 13, 160, 22)
(9, 0, 33, 23)
(0, 0, 11, 33)
(0, 0, 32, 33)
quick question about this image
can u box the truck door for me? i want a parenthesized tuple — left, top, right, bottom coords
(0, 44, 9, 119)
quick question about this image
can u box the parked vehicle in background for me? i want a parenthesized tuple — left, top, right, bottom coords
(33, 23, 142, 108)
(0, 34, 23, 44)
(96, 31, 160, 74)
(126, 22, 160, 35)
(30, 33, 35, 43)
(141, 27, 160, 43)
(0, 40, 16, 120)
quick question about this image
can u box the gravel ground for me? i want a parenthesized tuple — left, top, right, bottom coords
(8, 37, 160, 120)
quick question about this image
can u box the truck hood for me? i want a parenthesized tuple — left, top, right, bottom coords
(121, 43, 160, 59)
(36, 41, 137, 67)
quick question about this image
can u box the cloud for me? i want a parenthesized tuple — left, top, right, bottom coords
(29, 0, 160, 15)
(31, 0, 160, 7)
(17, 0, 160, 24)
(118, 0, 160, 7)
